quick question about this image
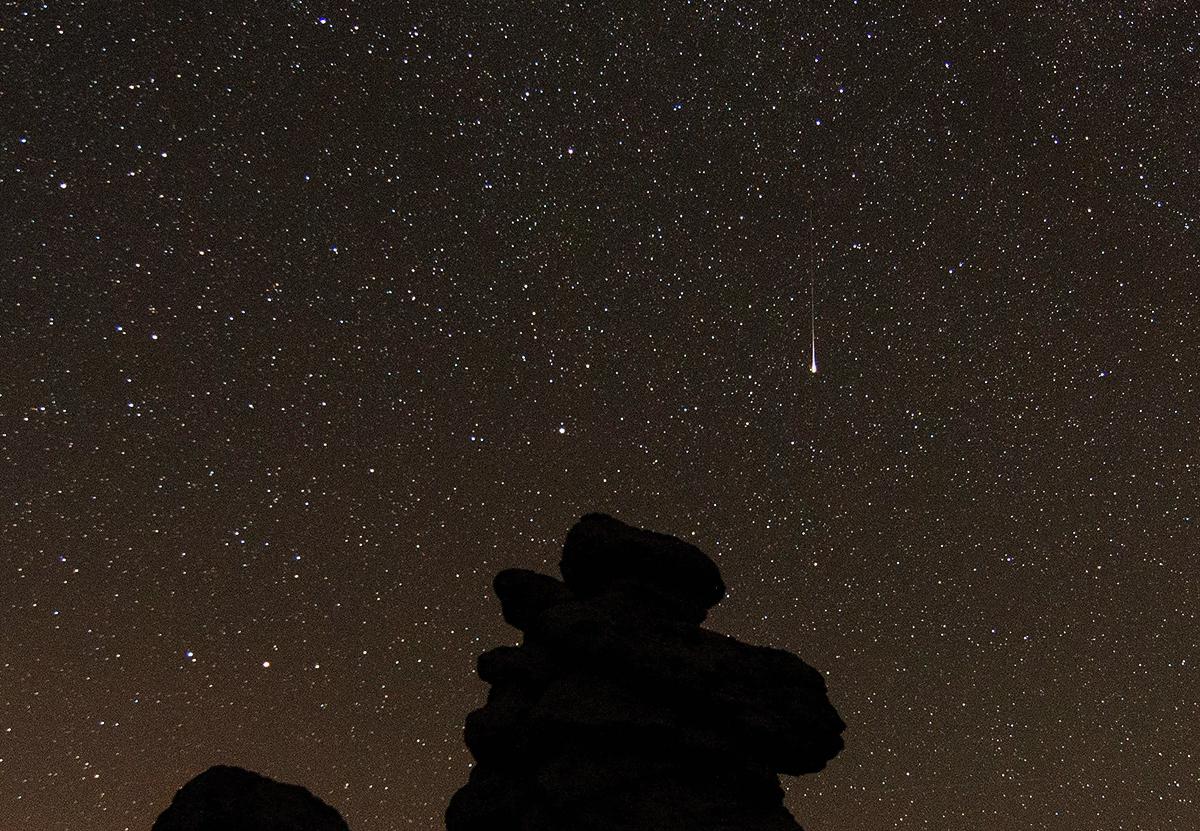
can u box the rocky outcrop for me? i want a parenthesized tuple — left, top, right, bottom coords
(446, 512, 845, 831)
(152, 765, 349, 831)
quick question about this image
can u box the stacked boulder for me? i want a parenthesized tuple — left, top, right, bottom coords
(446, 513, 845, 831)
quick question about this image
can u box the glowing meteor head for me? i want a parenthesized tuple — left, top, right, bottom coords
(810, 360, 818, 374)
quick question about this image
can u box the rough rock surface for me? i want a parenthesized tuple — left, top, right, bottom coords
(446, 513, 845, 831)
(152, 765, 349, 831)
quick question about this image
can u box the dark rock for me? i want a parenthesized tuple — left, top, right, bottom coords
(152, 765, 348, 831)
(493, 568, 574, 631)
(532, 595, 844, 774)
(447, 514, 846, 831)
(464, 682, 538, 764)
(444, 765, 525, 831)
(560, 513, 726, 622)
(476, 643, 556, 687)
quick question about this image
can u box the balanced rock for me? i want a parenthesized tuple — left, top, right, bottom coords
(152, 765, 349, 831)
(447, 513, 845, 831)
(560, 512, 726, 624)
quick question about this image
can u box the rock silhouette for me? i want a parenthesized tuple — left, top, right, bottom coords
(446, 512, 845, 831)
(152, 765, 349, 831)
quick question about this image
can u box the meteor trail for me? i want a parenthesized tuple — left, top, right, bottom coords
(810, 271, 817, 374)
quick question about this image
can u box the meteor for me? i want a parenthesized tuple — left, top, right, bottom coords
(809, 272, 818, 374)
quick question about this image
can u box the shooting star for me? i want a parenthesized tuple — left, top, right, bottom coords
(809, 271, 818, 374)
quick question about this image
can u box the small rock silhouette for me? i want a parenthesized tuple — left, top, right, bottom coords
(447, 512, 846, 831)
(152, 765, 349, 831)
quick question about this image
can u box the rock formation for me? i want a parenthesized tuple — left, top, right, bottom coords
(152, 765, 349, 831)
(446, 512, 845, 831)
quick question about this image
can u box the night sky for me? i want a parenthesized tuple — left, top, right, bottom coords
(3, 3, 1197, 830)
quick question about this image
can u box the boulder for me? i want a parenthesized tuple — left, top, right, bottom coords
(152, 765, 348, 831)
(560, 513, 726, 622)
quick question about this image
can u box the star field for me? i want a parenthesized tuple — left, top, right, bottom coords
(3, 3, 1197, 830)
